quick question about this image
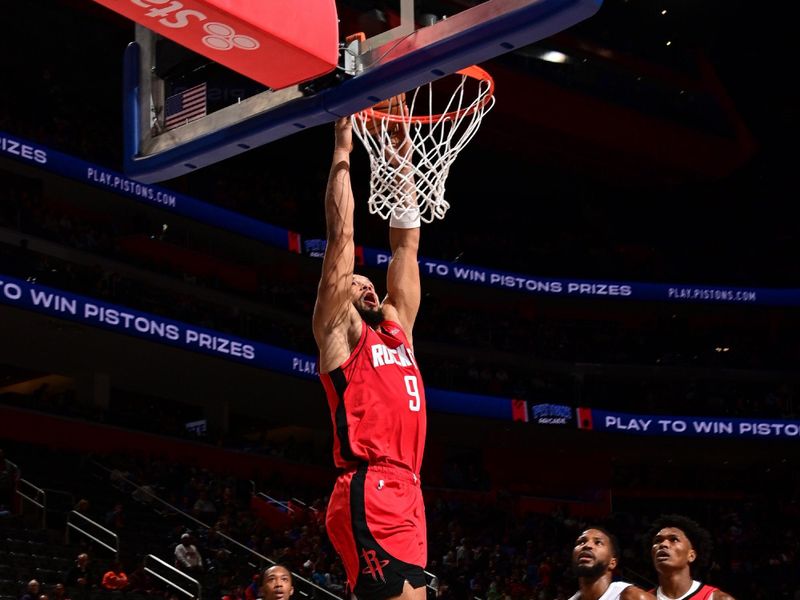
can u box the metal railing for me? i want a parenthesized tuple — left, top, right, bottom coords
(255, 492, 294, 513)
(144, 554, 201, 599)
(16, 477, 46, 528)
(7, 460, 72, 529)
(65, 510, 119, 558)
(91, 460, 341, 599)
(4, 458, 19, 478)
(290, 497, 317, 513)
(425, 570, 439, 596)
(43, 487, 75, 515)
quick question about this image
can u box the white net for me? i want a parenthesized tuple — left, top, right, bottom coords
(352, 67, 495, 223)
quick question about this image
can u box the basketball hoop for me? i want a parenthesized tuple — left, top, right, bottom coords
(352, 66, 495, 223)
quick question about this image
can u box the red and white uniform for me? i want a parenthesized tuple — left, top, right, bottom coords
(321, 320, 427, 598)
(321, 319, 426, 472)
(655, 581, 720, 600)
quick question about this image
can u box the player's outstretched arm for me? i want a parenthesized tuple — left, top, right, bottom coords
(384, 225, 420, 341)
(382, 115, 421, 342)
(712, 592, 735, 600)
(313, 118, 358, 371)
(622, 586, 656, 600)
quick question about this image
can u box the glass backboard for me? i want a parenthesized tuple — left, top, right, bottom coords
(108, 0, 603, 181)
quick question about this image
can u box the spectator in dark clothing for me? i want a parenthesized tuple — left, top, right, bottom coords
(50, 584, 70, 600)
(19, 580, 39, 600)
(105, 503, 125, 531)
(126, 563, 154, 593)
(64, 553, 94, 599)
(72, 499, 90, 518)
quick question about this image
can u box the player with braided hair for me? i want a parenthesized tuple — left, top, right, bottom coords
(648, 515, 735, 600)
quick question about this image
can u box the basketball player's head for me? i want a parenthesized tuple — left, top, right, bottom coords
(262, 565, 294, 600)
(572, 527, 620, 580)
(649, 514, 712, 578)
(352, 274, 384, 327)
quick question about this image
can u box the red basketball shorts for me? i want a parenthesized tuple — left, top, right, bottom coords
(326, 463, 427, 599)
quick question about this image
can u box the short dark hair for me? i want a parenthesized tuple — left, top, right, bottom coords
(579, 526, 621, 559)
(264, 564, 293, 582)
(647, 514, 713, 573)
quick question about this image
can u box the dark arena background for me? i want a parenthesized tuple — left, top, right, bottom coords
(1, 1, 798, 599)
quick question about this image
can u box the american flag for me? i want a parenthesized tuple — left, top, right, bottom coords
(164, 83, 207, 130)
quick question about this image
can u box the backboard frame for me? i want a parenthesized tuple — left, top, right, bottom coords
(123, 0, 603, 182)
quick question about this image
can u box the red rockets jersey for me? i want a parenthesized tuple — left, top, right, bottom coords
(320, 320, 426, 474)
(650, 583, 719, 599)
(694, 586, 719, 600)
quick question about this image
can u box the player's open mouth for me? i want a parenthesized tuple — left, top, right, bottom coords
(363, 292, 379, 307)
(655, 549, 671, 560)
(578, 551, 594, 561)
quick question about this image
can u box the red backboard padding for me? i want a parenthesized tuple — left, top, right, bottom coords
(93, 0, 339, 89)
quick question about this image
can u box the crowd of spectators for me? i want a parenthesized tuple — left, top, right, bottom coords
(70, 451, 348, 599)
(97, 447, 800, 599)
(5, 438, 797, 600)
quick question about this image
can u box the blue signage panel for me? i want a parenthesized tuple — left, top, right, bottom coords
(360, 247, 800, 306)
(7, 130, 800, 307)
(584, 408, 800, 440)
(0, 131, 291, 250)
(4, 272, 795, 433)
(425, 388, 513, 420)
(0, 273, 517, 419)
(530, 403, 574, 426)
(0, 273, 317, 381)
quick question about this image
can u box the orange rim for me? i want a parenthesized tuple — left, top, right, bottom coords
(358, 65, 495, 126)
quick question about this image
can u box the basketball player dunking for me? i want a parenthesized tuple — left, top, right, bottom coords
(569, 528, 654, 600)
(314, 116, 426, 600)
(649, 515, 736, 600)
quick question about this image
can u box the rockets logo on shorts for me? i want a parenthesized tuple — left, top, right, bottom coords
(360, 548, 390, 581)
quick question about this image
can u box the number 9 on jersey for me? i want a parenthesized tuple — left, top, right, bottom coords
(404, 375, 421, 412)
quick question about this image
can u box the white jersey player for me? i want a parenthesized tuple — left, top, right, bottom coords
(568, 528, 654, 600)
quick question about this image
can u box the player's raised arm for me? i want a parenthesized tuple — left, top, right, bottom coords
(382, 115, 421, 342)
(384, 221, 420, 339)
(313, 118, 359, 369)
